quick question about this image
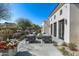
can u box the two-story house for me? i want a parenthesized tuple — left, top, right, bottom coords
(42, 3, 79, 45)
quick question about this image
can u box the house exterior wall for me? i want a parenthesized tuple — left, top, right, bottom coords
(64, 4, 70, 43)
(41, 22, 45, 34)
(49, 4, 70, 43)
(41, 20, 50, 35)
(70, 4, 79, 44)
(42, 3, 79, 44)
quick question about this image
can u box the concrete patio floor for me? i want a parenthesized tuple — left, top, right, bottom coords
(17, 39, 63, 56)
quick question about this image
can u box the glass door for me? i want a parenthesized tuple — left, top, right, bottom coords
(54, 22, 57, 37)
(59, 19, 64, 40)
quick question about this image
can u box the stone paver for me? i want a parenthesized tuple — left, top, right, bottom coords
(17, 39, 63, 56)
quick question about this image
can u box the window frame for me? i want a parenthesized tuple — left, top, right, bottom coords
(60, 9, 63, 15)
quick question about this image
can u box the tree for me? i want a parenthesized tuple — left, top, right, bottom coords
(32, 24, 41, 33)
(0, 3, 10, 20)
(16, 18, 32, 30)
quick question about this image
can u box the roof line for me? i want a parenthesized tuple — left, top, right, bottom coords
(48, 3, 59, 19)
(48, 3, 64, 18)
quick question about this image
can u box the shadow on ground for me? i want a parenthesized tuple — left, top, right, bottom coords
(15, 51, 33, 56)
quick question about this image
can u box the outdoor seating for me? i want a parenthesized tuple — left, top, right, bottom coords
(42, 36, 52, 43)
(26, 34, 36, 43)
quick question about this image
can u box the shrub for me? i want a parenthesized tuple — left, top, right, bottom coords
(59, 47, 70, 56)
(69, 43, 77, 51)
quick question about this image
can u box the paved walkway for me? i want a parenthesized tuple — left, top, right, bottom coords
(17, 39, 62, 56)
(0, 53, 2, 56)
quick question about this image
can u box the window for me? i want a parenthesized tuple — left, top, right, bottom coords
(51, 24, 52, 35)
(54, 15, 56, 19)
(54, 22, 57, 37)
(60, 9, 62, 15)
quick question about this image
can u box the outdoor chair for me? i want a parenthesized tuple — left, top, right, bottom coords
(26, 35, 36, 43)
(42, 36, 52, 43)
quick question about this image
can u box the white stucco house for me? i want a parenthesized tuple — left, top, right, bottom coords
(41, 20, 50, 35)
(42, 3, 79, 45)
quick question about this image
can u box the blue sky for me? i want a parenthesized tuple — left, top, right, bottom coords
(1, 3, 58, 25)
